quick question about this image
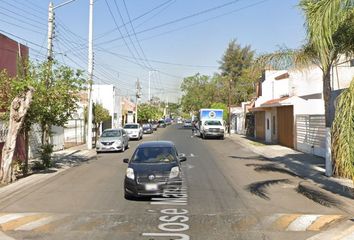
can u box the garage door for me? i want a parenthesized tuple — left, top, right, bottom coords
(255, 112, 265, 140)
(277, 106, 294, 148)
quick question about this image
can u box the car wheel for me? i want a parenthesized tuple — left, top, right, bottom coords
(124, 191, 134, 200)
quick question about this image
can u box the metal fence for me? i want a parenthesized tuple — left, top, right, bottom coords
(64, 119, 85, 148)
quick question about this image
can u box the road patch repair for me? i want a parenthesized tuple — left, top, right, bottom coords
(142, 175, 189, 239)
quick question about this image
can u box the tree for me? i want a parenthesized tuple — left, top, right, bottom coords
(29, 62, 86, 145)
(138, 104, 162, 122)
(180, 74, 216, 114)
(219, 40, 257, 105)
(0, 87, 34, 184)
(93, 103, 110, 145)
(331, 79, 354, 181)
(0, 61, 86, 178)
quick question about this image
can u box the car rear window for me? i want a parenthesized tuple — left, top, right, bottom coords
(124, 124, 138, 129)
(101, 130, 121, 137)
(131, 147, 177, 163)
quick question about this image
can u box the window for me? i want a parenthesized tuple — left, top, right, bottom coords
(272, 116, 276, 135)
(350, 59, 354, 67)
(267, 119, 270, 130)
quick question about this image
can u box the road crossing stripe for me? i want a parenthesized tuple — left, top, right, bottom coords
(286, 215, 321, 231)
(1, 214, 48, 231)
(15, 215, 63, 231)
(267, 214, 346, 232)
(272, 214, 301, 230)
(0, 213, 36, 225)
(306, 221, 354, 240)
(33, 215, 72, 233)
(307, 215, 343, 231)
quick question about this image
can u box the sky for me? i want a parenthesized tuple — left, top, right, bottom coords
(0, 0, 306, 103)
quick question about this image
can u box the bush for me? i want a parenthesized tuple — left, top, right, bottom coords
(31, 161, 45, 171)
(38, 144, 54, 168)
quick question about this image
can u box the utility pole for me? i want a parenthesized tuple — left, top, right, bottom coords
(228, 78, 232, 135)
(148, 71, 151, 103)
(47, 2, 54, 63)
(135, 79, 141, 124)
(87, 0, 94, 149)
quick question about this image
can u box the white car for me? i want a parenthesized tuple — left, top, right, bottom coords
(123, 123, 143, 140)
(183, 119, 192, 128)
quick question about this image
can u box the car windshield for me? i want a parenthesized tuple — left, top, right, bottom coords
(205, 120, 222, 126)
(124, 124, 138, 129)
(101, 130, 120, 137)
(131, 147, 177, 163)
(142, 124, 150, 128)
(158, 120, 165, 124)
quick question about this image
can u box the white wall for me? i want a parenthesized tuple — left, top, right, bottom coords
(92, 84, 121, 128)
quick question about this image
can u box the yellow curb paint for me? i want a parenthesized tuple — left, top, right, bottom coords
(272, 214, 301, 230)
(1, 214, 48, 231)
(307, 215, 343, 231)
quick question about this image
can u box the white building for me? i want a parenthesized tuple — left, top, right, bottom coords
(251, 59, 354, 157)
(92, 84, 121, 129)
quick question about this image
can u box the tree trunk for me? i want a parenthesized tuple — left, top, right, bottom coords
(0, 88, 34, 184)
(323, 66, 333, 176)
(24, 128, 29, 176)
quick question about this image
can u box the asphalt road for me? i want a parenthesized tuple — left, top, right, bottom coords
(0, 124, 349, 240)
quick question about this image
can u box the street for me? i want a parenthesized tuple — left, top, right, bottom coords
(0, 124, 351, 240)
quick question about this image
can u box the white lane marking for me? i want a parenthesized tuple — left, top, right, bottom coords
(286, 215, 321, 231)
(0, 231, 16, 240)
(15, 215, 63, 231)
(0, 213, 36, 224)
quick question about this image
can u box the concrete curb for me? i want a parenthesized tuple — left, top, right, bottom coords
(0, 148, 96, 205)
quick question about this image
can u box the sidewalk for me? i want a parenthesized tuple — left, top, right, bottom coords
(0, 144, 96, 205)
(226, 134, 354, 212)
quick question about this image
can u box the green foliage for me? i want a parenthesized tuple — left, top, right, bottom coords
(180, 74, 216, 114)
(93, 103, 111, 125)
(332, 79, 354, 181)
(180, 40, 258, 115)
(31, 161, 46, 171)
(299, 0, 354, 70)
(219, 39, 254, 80)
(38, 144, 54, 168)
(138, 104, 163, 122)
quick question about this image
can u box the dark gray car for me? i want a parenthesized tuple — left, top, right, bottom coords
(123, 141, 187, 199)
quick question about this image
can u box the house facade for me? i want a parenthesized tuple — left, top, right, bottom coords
(92, 84, 121, 130)
(251, 60, 354, 157)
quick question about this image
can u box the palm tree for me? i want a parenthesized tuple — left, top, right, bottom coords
(256, 0, 354, 177)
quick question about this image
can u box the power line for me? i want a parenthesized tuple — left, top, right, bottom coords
(104, 0, 149, 70)
(111, 0, 150, 69)
(94, 0, 174, 40)
(97, 0, 243, 46)
(122, 0, 153, 69)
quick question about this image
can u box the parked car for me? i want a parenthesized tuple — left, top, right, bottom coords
(123, 141, 187, 199)
(165, 118, 172, 125)
(123, 123, 143, 140)
(158, 120, 166, 128)
(151, 121, 158, 131)
(142, 123, 153, 134)
(183, 119, 192, 128)
(96, 128, 129, 153)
